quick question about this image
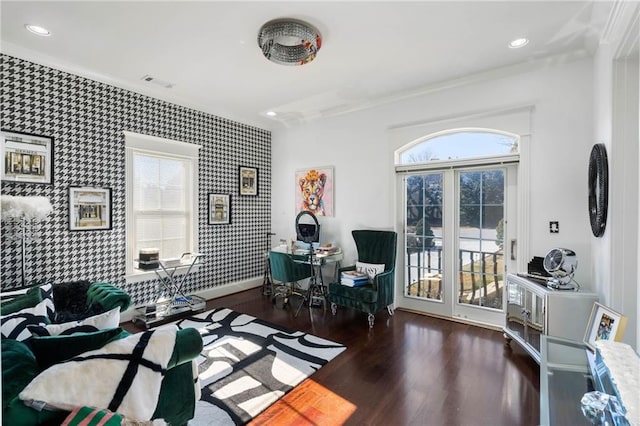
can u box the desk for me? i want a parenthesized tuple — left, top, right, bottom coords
(270, 246, 343, 286)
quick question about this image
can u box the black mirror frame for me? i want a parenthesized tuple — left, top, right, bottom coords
(588, 143, 608, 237)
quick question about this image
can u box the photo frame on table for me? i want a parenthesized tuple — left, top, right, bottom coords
(583, 302, 627, 351)
(239, 166, 258, 196)
(68, 186, 112, 231)
(208, 193, 231, 225)
(1, 130, 53, 184)
(295, 166, 334, 217)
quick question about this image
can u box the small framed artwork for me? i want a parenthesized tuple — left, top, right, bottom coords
(239, 166, 258, 196)
(69, 186, 112, 231)
(208, 193, 231, 225)
(1, 130, 53, 184)
(295, 166, 334, 216)
(583, 302, 628, 351)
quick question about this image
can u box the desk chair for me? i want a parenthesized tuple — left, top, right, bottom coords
(269, 251, 313, 317)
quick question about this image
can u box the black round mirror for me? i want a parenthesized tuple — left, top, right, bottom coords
(588, 143, 608, 237)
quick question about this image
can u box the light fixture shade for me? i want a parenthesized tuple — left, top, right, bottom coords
(258, 19, 321, 66)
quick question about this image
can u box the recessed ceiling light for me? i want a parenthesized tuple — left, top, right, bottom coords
(25, 24, 51, 37)
(266, 111, 277, 117)
(508, 38, 529, 49)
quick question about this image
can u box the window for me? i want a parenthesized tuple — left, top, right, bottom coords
(124, 132, 200, 280)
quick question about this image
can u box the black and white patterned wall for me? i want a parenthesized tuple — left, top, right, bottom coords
(0, 54, 271, 304)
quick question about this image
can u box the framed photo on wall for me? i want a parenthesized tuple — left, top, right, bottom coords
(69, 186, 112, 231)
(239, 166, 258, 196)
(208, 193, 231, 225)
(583, 302, 628, 351)
(295, 166, 334, 217)
(1, 130, 53, 184)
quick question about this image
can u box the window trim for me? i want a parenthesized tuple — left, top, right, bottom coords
(124, 131, 201, 283)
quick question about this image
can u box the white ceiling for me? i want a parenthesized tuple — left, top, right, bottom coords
(1, 1, 613, 130)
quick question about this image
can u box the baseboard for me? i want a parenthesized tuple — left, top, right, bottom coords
(120, 276, 263, 323)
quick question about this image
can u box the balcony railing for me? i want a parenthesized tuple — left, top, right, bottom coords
(405, 247, 504, 309)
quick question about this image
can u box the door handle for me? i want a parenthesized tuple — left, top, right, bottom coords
(510, 239, 517, 260)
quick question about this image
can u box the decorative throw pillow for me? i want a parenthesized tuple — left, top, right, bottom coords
(29, 283, 55, 319)
(0, 300, 50, 342)
(355, 261, 386, 283)
(20, 327, 178, 421)
(28, 307, 120, 337)
(52, 280, 92, 321)
(1, 339, 40, 411)
(30, 327, 125, 369)
(0, 288, 42, 315)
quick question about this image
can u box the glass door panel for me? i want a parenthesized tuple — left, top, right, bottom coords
(457, 169, 505, 311)
(404, 173, 443, 302)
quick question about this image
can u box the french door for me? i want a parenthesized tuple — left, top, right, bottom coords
(398, 164, 518, 327)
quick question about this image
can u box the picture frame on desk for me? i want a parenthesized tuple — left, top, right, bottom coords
(583, 302, 627, 352)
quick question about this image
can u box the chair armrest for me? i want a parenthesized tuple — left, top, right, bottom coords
(373, 269, 394, 290)
(167, 327, 203, 369)
(86, 282, 131, 312)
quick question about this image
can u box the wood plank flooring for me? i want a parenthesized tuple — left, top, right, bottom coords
(126, 288, 540, 425)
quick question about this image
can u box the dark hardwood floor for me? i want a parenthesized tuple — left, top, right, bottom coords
(126, 288, 540, 426)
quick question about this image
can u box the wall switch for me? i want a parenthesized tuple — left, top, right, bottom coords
(549, 221, 559, 233)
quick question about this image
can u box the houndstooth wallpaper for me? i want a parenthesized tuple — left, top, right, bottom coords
(0, 54, 271, 305)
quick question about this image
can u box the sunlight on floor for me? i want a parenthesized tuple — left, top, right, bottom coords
(249, 379, 357, 425)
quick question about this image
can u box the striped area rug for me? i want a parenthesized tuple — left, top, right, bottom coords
(171, 308, 346, 426)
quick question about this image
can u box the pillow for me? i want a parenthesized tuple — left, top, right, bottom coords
(356, 261, 386, 283)
(30, 327, 124, 369)
(1, 339, 40, 410)
(0, 299, 49, 342)
(20, 327, 178, 421)
(28, 307, 120, 337)
(52, 280, 92, 319)
(0, 288, 42, 315)
(29, 283, 55, 319)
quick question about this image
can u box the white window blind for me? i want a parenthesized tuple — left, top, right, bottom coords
(124, 132, 200, 280)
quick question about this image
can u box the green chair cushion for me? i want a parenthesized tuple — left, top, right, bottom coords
(328, 282, 378, 304)
(0, 289, 42, 315)
(30, 327, 126, 369)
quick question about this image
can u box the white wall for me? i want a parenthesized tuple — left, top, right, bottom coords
(592, 1, 639, 349)
(272, 57, 596, 288)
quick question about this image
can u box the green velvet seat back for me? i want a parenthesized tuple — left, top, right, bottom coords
(269, 251, 313, 283)
(86, 281, 131, 312)
(352, 230, 397, 271)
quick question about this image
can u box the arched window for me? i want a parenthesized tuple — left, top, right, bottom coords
(397, 129, 518, 165)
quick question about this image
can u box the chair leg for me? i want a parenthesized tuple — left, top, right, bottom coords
(331, 302, 337, 316)
(387, 305, 394, 316)
(367, 313, 375, 329)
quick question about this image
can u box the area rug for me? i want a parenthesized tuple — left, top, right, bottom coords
(170, 307, 346, 425)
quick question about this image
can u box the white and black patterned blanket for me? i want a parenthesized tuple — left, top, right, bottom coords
(19, 325, 177, 421)
(171, 308, 346, 425)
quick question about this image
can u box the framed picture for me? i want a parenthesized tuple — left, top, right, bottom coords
(239, 166, 258, 196)
(208, 193, 231, 225)
(1, 130, 53, 184)
(583, 302, 628, 351)
(69, 186, 112, 231)
(295, 166, 334, 217)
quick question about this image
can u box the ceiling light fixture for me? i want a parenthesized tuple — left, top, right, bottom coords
(266, 111, 277, 117)
(508, 38, 529, 49)
(25, 24, 51, 37)
(257, 18, 321, 66)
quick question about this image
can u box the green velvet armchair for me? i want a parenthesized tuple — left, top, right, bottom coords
(328, 230, 398, 328)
